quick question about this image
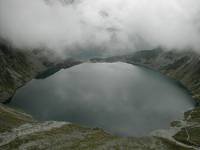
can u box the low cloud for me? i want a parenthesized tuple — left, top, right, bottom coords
(0, 0, 200, 57)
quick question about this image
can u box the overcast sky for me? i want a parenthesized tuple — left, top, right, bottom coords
(0, 0, 200, 57)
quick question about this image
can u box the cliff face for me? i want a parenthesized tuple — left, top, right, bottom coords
(0, 40, 82, 103)
(0, 41, 47, 103)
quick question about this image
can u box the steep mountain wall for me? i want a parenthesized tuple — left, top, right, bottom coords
(0, 41, 46, 103)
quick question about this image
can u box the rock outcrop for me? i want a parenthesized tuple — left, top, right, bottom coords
(0, 40, 46, 103)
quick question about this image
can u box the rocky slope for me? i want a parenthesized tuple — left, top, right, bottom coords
(0, 41, 45, 103)
(0, 45, 199, 149)
(0, 104, 194, 150)
(0, 40, 82, 103)
(92, 48, 200, 148)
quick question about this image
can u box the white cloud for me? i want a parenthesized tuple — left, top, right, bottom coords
(0, 0, 200, 57)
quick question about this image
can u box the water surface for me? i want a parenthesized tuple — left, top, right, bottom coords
(10, 62, 194, 136)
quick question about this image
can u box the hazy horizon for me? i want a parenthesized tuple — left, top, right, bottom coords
(0, 0, 200, 58)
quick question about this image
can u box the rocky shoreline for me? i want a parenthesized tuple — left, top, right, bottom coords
(0, 45, 200, 149)
(0, 103, 194, 150)
(91, 48, 200, 148)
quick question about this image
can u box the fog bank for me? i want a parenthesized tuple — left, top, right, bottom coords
(0, 0, 200, 57)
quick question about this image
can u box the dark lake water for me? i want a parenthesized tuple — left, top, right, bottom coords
(10, 62, 194, 136)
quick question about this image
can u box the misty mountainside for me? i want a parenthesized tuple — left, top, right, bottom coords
(1, 0, 200, 149)
(0, 40, 45, 103)
(0, 45, 200, 149)
(44, 0, 77, 5)
(0, 40, 82, 103)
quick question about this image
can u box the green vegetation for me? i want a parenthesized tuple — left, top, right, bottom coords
(173, 107, 200, 147)
(1, 122, 194, 150)
(184, 107, 200, 123)
(0, 104, 34, 132)
(174, 127, 200, 147)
